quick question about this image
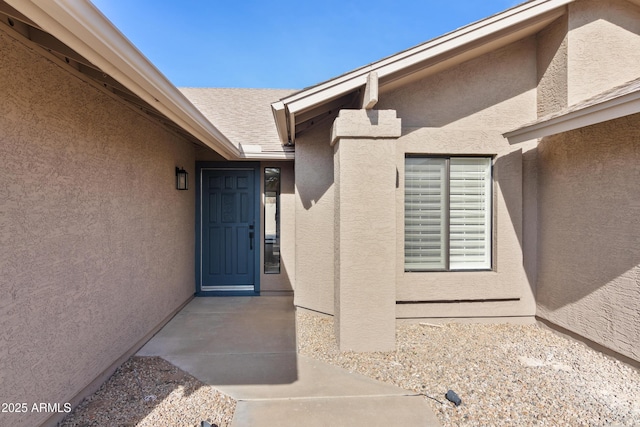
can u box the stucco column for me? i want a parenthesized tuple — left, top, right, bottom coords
(331, 109, 401, 352)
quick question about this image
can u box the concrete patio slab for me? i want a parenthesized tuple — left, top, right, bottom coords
(160, 352, 299, 386)
(216, 354, 413, 400)
(137, 296, 441, 426)
(233, 396, 439, 427)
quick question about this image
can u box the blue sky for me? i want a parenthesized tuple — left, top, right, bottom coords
(91, 0, 519, 89)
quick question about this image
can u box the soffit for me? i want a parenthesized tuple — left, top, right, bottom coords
(2, 0, 244, 159)
(0, 6, 210, 149)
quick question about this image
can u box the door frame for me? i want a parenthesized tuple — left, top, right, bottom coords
(195, 161, 261, 296)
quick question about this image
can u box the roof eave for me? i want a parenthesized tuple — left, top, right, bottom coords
(271, 101, 290, 145)
(272, 0, 572, 144)
(242, 152, 295, 160)
(504, 90, 640, 143)
(6, 0, 242, 159)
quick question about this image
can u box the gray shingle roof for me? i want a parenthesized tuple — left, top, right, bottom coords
(179, 88, 296, 154)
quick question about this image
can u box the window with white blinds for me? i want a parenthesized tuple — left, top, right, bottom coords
(405, 156, 492, 271)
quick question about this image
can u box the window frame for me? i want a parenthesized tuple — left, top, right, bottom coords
(404, 154, 494, 273)
(263, 167, 281, 274)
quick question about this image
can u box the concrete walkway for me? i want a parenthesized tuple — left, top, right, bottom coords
(137, 296, 440, 426)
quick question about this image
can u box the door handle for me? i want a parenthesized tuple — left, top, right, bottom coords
(249, 224, 254, 250)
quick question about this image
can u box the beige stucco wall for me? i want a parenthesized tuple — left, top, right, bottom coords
(535, 0, 640, 111)
(0, 28, 195, 427)
(567, 0, 640, 104)
(535, 115, 640, 363)
(332, 110, 400, 351)
(294, 38, 541, 319)
(537, 16, 568, 116)
(294, 123, 336, 314)
(289, 0, 640, 339)
(376, 37, 538, 319)
(378, 38, 537, 130)
(195, 146, 226, 162)
(260, 161, 295, 293)
(532, 0, 640, 364)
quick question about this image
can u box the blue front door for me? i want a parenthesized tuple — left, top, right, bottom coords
(198, 166, 259, 295)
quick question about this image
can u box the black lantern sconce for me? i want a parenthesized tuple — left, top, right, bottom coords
(175, 167, 188, 190)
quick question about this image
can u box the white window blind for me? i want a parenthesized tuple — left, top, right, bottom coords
(405, 156, 492, 271)
(405, 158, 447, 270)
(449, 158, 491, 270)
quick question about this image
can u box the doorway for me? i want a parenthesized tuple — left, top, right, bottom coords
(196, 163, 260, 295)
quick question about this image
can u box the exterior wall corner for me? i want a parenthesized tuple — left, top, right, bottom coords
(332, 109, 400, 352)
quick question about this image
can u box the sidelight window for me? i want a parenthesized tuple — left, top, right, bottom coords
(264, 168, 281, 274)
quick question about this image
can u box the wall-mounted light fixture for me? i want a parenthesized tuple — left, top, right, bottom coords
(175, 167, 188, 190)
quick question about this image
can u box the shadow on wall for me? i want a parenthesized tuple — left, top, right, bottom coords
(295, 123, 335, 211)
(263, 250, 294, 293)
(494, 148, 525, 251)
(280, 256, 293, 292)
(536, 115, 640, 311)
(493, 148, 540, 294)
(261, 160, 295, 292)
(195, 146, 226, 162)
(274, 161, 295, 292)
(536, 15, 568, 116)
(296, 37, 539, 208)
(568, 0, 640, 35)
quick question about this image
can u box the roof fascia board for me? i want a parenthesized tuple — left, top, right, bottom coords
(271, 101, 290, 144)
(280, 0, 571, 110)
(504, 91, 640, 143)
(6, 0, 241, 159)
(285, 8, 560, 118)
(273, 0, 571, 143)
(242, 152, 295, 160)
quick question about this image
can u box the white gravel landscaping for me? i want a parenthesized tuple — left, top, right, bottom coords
(59, 357, 236, 427)
(297, 310, 640, 427)
(60, 309, 639, 427)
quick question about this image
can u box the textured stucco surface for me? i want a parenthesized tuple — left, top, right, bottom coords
(294, 38, 540, 319)
(330, 109, 401, 145)
(0, 29, 195, 427)
(532, 0, 640, 363)
(294, 123, 336, 314)
(332, 110, 399, 351)
(394, 130, 536, 318)
(537, 16, 568, 116)
(536, 115, 640, 363)
(378, 38, 538, 131)
(288, 2, 640, 336)
(567, 0, 640, 104)
(380, 38, 539, 319)
(195, 146, 226, 162)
